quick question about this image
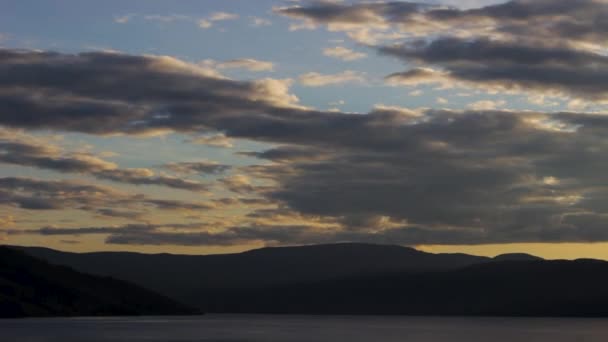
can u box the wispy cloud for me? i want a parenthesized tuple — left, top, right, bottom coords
(199, 11, 239, 29)
(112, 11, 239, 29)
(323, 46, 366, 61)
(211, 58, 275, 72)
(0, 129, 210, 193)
(299, 70, 366, 87)
(113, 14, 133, 24)
(250, 16, 272, 27)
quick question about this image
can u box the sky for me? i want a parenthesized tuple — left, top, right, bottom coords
(2, 0, 608, 259)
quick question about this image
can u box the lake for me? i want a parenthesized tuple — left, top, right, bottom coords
(1, 315, 607, 341)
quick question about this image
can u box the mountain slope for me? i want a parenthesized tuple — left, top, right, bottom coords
(0, 247, 200, 318)
(15, 243, 604, 317)
(15, 243, 490, 308)
(207, 259, 608, 317)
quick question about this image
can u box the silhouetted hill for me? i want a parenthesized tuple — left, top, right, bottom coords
(0, 247, 199, 318)
(15, 243, 489, 308)
(207, 259, 608, 317)
(14, 243, 608, 316)
(493, 253, 543, 262)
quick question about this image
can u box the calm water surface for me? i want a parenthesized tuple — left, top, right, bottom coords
(1, 315, 607, 341)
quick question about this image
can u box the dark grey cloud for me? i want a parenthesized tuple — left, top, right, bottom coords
(276, 1, 427, 26)
(96, 169, 210, 192)
(8, 218, 608, 247)
(143, 199, 215, 211)
(239, 110, 608, 245)
(443, 0, 608, 44)
(1, 222, 315, 247)
(238, 146, 329, 163)
(59, 240, 81, 244)
(381, 37, 608, 100)
(277, 0, 608, 45)
(0, 176, 215, 215)
(0, 49, 303, 135)
(162, 161, 232, 175)
(0, 49, 372, 149)
(95, 208, 144, 220)
(279, 0, 608, 100)
(219, 175, 261, 195)
(0, 141, 107, 173)
(103, 225, 297, 246)
(381, 37, 608, 67)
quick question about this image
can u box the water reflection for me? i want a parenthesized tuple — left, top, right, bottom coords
(0, 315, 606, 342)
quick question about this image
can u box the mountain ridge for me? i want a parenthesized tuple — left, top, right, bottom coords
(10, 243, 490, 308)
(0, 247, 200, 318)
(9, 243, 608, 317)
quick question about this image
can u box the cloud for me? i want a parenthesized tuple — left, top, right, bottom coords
(385, 67, 452, 87)
(467, 99, 506, 110)
(215, 58, 275, 72)
(143, 14, 191, 23)
(275, 2, 424, 30)
(1, 222, 339, 247)
(237, 109, 608, 245)
(2, 224, 158, 238)
(96, 169, 210, 192)
(0, 215, 15, 241)
(163, 161, 231, 175)
(250, 17, 272, 27)
(0, 131, 209, 193)
(95, 208, 144, 220)
(274, 1, 435, 43)
(0, 176, 214, 215)
(7, 48, 608, 244)
(105, 224, 307, 246)
(239, 146, 331, 164)
(199, 11, 239, 29)
(276, 0, 608, 47)
(12, 215, 608, 246)
(186, 133, 234, 148)
(323, 46, 367, 61)
(198, 19, 212, 28)
(279, 0, 608, 101)
(113, 12, 238, 29)
(219, 175, 258, 195)
(0, 49, 304, 135)
(209, 12, 239, 21)
(299, 70, 366, 86)
(113, 14, 133, 24)
(380, 37, 608, 101)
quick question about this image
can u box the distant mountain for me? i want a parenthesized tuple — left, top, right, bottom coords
(0, 247, 200, 318)
(494, 253, 543, 262)
(15, 243, 489, 309)
(208, 259, 608, 317)
(15, 243, 608, 317)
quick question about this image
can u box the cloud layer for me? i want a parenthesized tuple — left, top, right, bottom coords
(4, 0, 608, 250)
(0, 130, 209, 192)
(278, 0, 608, 102)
